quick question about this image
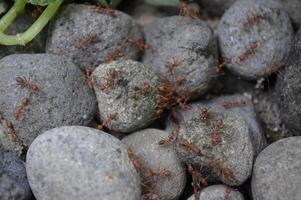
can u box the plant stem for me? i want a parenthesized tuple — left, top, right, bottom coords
(0, 0, 63, 46)
(0, 0, 26, 32)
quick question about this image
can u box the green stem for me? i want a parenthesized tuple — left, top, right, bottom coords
(0, 0, 63, 46)
(0, 0, 26, 32)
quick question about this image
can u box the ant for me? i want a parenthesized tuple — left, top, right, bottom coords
(165, 58, 183, 75)
(31, 6, 44, 18)
(97, 112, 118, 130)
(216, 58, 232, 76)
(211, 119, 224, 145)
(127, 148, 144, 172)
(105, 49, 125, 63)
(178, 139, 201, 155)
(98, 68, 118, 91)
(210, 159, 234, 180)
(16, 76, 39, 93)
(142, 193, 162, 200)
(242, 12, 266, 30)
(222, 99, 246, 109)
(6, 121, 17, 143)
(144, 169, 172, 178)
(178, 1, 201, 20)
(224, 187, 232, 200)
(75, 32, 97, 49)
(263, 63, 285, 77)
(187, 164, 208, 200)
(199, 107, 210, 122)
(127, 39, 149, 51)
(84, 69, 94, 89)
(91, 5, 116, 17)
(14, 97, 30, 121)
(129, 82, 151, 98)
(238, 42, 259, 62)
(159, 112, 180, 145)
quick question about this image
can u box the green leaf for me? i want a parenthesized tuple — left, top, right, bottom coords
(26, 0, 57, 6)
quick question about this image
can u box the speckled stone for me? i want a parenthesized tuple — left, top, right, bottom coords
(187, 184, 244, 200)
(0, 149, 32, 200)
(122, 129, 186, 200)
(92, 60, 160, 133)
(168, 105, 254, 186)
(218, 0, 293, 79)
(276, 28, 301, 136)
(252, 137, 301, 200)
(26, 126, 141, 200)
(143, 16, 218, 98)
(46, 3, 143, 70)
(0, 54, 96, 147)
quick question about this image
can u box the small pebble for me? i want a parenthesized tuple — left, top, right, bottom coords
(46, 4, 143, 70)
(218, 0, 293, 79)
(252, 137, 301, 200)
(92, 60, 160, 133)
(26, 126, 141, 200)
(122, 129, 186, 200)
(143, 16, 218, 98)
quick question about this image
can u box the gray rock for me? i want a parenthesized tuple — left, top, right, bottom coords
(143, 16, 218, 98)
(92, 60, 160, 133)
(276, 0, 301, 28)
(0, 149, 32, 200)
(201, 0, 237, 17)
(0, 123, 24, 158)
(276, 29, 301, 136)
(252, 137, 301, 200)
(169, 105, 254, 186)
(218, 0, 293, 79)
(46, 4, 143, 70)
(0, 54, 96, 146)
(26, 126, 141, 200)
(0, 12, 46, 59)
(187, 184, 244, 200)
(122, 129, 186, 200)
(208, 94, 266, 155)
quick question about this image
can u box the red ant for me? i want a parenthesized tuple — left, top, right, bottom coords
(242, 12, 266, 29)
(14, 97, 29, 121)
(199, 107, 210, 122)
(127, 148, 144, 172)
(222, 99, 246, 109)
(216, 58, 232, 76)
(178, 139, 201, 155)
(211, 119, 224, 145)
(210, 159, 234, 180)
(144, 169, 172, 178)
(31, 6, 44, 18)
(16, 76, 39, 93)
(178, 1, 201, 20)
(105, 49, 125, 63)
(187, 164, 208, 200)
(6, 121, 17, 143)
(224, 187, 232, 200)
(142, 193, 162, 200)
(75, 32, 97, 49)
(98, 68, 118, 91)
(97, 112, 118, 130)
(129, 82, 151, 98)
(127, 39, 149, 51)
(91, 5, 116, 17)
(165, 58, 183, 75)
(263, 63, 285, 77)
(84, 69, 94, 89)
(159, 112, 180, 145)
(238, 42, 259, 62)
